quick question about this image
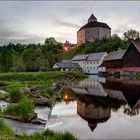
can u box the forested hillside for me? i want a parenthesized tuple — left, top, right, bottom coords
(0, 30, 140, 72)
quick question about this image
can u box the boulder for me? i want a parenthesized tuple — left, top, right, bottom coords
(28, 112, 37, 122)
(33, 96, 53, 107)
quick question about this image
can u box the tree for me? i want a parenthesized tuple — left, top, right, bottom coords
(123, 29, 140, 42)
(43, 37, 63, 54)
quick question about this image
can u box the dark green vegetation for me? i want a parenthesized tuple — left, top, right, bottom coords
(62, 88, 126, 111)
(0, 29, 140, 72)
(0, 38, 63, 72)
(0, 71, 85, 89)
(0, 71, 85, 121)
(0, 119, 15, 139)
(57, 32, 140, 61)
(136, 73, 140, 80)
(3, 98, 34, 121)
(0, 119, 77, 140)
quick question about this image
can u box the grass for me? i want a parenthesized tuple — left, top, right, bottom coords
(0, 71, 85, 81)
(0, 119, 77, 140)
(0, 119, 15, 139)
(20, 129, 77, 140)
(9, 88, 23, 103)
(3, 97, 34, 121)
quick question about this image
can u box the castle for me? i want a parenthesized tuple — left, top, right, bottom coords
(77, 14, 111, 45)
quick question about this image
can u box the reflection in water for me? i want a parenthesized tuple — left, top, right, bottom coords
(61, 76, 140, 131)
(48, 76, 140, 139)
(77, 100, 111, 131)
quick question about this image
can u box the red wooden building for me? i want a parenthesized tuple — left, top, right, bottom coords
(101, 42, 140, 74)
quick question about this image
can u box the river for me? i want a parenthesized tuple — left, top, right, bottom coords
(46, 75, 140, 139)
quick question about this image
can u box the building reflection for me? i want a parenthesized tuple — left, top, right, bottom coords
(77, 100, 111, 131)
(62, 76, 140, 131)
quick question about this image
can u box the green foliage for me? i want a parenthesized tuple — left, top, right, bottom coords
(123, 29, 140, 42)
(20, 129, 77, 140)
(9, 88, 23, 103)
(18, 97, 34, 121)
(3, 97, 34, 121)
(0, 119, 77, 140)
(56, 35, 127, 61)
(136, 73, 140, 80)
(0, 119, 15, 139)
(0, 71, 85, 81)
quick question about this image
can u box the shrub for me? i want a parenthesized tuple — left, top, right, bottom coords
(3, 97, 34, 121)
(4, 103, 20, 116)
(20, 129, 77, 140)
(18, 97, 34, 121)
(0, 119, 15, 139)
(9, 88, 23, 103)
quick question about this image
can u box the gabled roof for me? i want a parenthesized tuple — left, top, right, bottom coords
(78, 21, 111, 32)
(104, 50, 126, 61)
(72, 52, 107, 61)
(87, 52, 107, 61)
(72, 54, 88, 61)
(54, 62, 81, 69)
(131, 42, 140, 53)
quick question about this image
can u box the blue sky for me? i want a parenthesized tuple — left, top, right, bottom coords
(0, 1, 140, 45)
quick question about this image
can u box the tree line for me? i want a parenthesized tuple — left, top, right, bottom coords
(0, 29, 140, 72)
(0, 38, 63, 72)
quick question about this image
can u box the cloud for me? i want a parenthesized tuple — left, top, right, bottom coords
(112, 24, 132, 37)
(0, 16, 44, 45)
(52, 19, 81, 29)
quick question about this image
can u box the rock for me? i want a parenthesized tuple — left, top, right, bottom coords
(52, 82, 57, 87)
(33, 96, 53, 107)
(31, 117, 46, 124)
(28, 112, 37, 122)
(30, 87, 39, 94)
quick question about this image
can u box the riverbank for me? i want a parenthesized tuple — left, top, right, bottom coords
(0, 119, 77, 140)
(0, 71, 85, 139)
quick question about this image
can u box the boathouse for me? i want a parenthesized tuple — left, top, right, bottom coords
(123, 42, 140, 67)
(101, 42, 140, 75)
(101, 50, 126, 68)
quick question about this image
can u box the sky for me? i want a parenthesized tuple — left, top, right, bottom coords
(0, 1, 140, 45)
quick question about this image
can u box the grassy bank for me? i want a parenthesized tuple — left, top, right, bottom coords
(0, 71, 85, 81)
(0, 71, 86, 90)
(0, 119, 77, 140)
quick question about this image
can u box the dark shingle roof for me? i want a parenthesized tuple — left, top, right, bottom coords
(55, 62, 81, 69)
(104, 50, 126, 61)
(72, 54, 88, 61)
(87, 52, 107, 61)
(72, 52, 107, 61)
(89, 14, 97, 20)
(78, 21, 111, 32)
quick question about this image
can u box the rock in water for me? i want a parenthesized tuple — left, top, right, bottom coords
(28, 112, 37, 122)
(33, 96, 52, 107)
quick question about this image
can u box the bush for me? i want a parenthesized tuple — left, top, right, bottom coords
(9, 88, 23, 103)
(20, 129, 77, 140)
(3, 97, 34, 121)
(18, 97, 34, 121)
(0, 119, 15, 139)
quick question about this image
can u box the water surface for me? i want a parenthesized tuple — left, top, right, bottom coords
(47, 76, 140, 139)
